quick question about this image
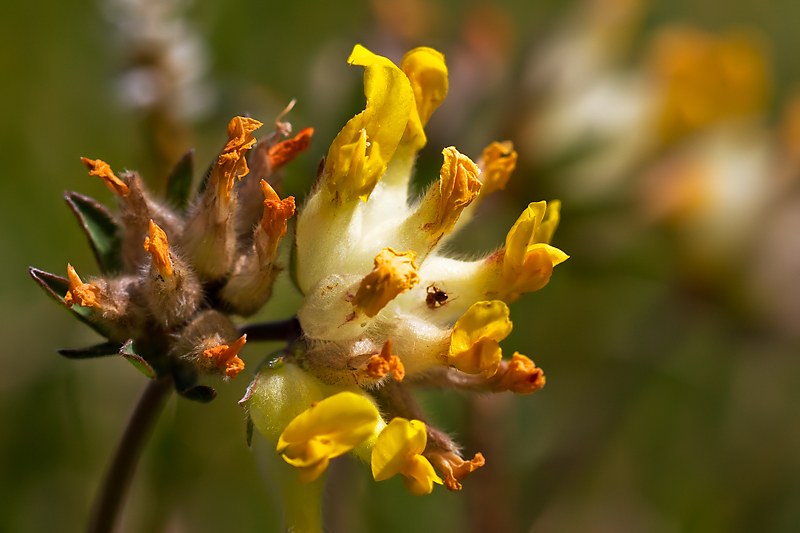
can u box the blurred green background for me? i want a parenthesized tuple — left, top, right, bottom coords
(4, 0, 800, 531)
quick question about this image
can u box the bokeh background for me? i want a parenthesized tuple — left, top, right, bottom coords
(4, 0, 800, 531)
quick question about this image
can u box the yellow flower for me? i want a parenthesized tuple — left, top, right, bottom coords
(277, 392, 380, 483)
(325, 45, 415, 203)
(371, 418, 442, 496)
(353, 248, 420, 317)
(650, 26, 770, 144)
(399, 46, 448, 151)
(448, 300, 513, 375)
(500, 201, 569, 300)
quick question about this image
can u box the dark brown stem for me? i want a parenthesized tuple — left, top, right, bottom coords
(238, 316, 301, 343)
(87, 377, 173, 533)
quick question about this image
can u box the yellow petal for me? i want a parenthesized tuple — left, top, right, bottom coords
(400, 46, 449, 150)
(449, 300, 512, 375)
(499, 243, 568, 301)
(277, 392, 380, 482)
(401, 454, 443, 496)
(371, 418, 442, 495)
(372, 418, 427, 481)
(325, 45, 415, 203)
(503, 201, 547, 276)
(534, 200, 561, 245)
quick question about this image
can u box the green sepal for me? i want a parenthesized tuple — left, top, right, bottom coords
(64, 192, 124, 274)
(58, 340, 124, 359)
(165, 149, 194, 212)
(246, 416, 254, 448)
(29, 267, 111, 337)
(120, 340, 156, 379)
(177, 385, 217, 403)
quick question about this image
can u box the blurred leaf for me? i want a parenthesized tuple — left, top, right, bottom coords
(178, 385, 217, 403)
(120, 340, 155, 379)
(246, 416, 254, 448)
(289, 234, 302, 294)
(165, 149, 195, 212)
(196, 151, 216, 197)
(28, 267, 111, 337)
(64, 192, 124, 274)
(58, 340, 124, 359)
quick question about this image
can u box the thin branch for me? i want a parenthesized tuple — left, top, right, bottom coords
(238, 316, 301, 343)
(88, 377, 173, 533)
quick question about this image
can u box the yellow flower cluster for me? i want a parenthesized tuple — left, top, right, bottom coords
(244, 44, 567, 516)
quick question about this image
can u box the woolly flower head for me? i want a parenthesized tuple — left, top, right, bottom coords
(244, 44, 568, 515)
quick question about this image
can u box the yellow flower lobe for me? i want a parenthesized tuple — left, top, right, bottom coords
(277, 392, 380, 483)
(325, 45, 415, 203)
(449, 300, 512, 375)
(371, 418, 443, 496)
(399, 46, 448, 150)
(500, 202, 568, 300)
(353, 248, 420, 318)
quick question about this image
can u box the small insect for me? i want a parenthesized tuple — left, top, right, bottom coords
(425, 284, 449, 309)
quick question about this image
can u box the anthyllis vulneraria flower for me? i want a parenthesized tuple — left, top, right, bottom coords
(241, 43, 567, 523)
(31, 111, 312, 400)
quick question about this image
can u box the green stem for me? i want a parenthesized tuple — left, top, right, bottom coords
(87, 377, 173, 533)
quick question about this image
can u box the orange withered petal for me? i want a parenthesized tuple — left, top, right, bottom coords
(81, 157, 129, 197)
(216, 117, 263, 200)
(259, 180, 296, 241)
(495, 353, 545, 394)
(478, 141, 517, 196)
(143, 220, 173, 279)
(268, 127, 314, 170)
(64, 263, 103, 309)
(203, 334, 247, 378)
(353, 248, 420, 318)
(366, 339, 405, 382)
(429, 451, 485, 491)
